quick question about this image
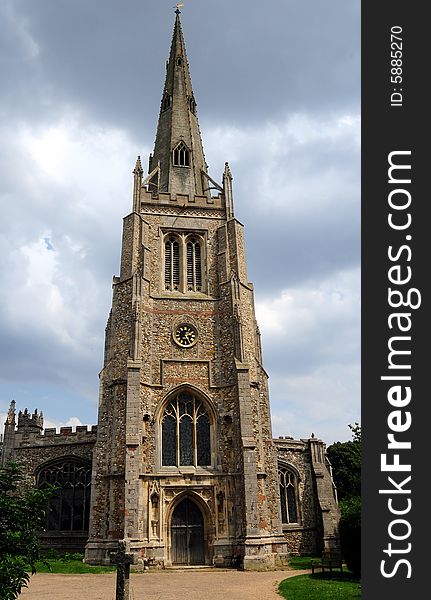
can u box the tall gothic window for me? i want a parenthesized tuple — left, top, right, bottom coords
(162, 391, 211, 467)
(173, 141, 190, 167)
(165, 236, 180, 290)
(187, 238, 202, 291)
(38, 459, 92, 532)
(279, 466, 299, 525)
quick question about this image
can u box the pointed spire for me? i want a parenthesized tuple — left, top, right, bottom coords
(150, 12, 208, 198)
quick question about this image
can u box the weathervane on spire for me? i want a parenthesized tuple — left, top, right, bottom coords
(174, 3, 184, 14)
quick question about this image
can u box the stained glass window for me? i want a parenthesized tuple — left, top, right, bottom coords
(162, 392, 211, 467)
(179, 417, 194, 465)
(162, 414, 177, 466)
(196, 414, 211, 465)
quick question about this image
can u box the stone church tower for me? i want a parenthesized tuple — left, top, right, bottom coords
(84, 10, 289, 569)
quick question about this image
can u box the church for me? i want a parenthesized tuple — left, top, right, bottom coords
(1, 11, 339, 570)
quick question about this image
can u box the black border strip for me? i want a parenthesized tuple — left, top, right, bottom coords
(362, 2, 428, 597)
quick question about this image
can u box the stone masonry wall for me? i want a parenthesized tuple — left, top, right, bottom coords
(275, 438, 320, 556)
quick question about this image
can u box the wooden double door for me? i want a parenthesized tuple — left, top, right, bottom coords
(171, 498, 205, 565)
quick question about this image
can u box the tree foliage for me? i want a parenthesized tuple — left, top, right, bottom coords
(327, 423, 361, 576)
(326, 423, 361, 501)
(339, 495, 361, 576)
(0, 462, 54, 600)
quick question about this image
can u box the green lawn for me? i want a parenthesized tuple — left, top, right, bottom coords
(279, 574, 361, 600)
(287, 556, 316, 570)
(32, 552, 116, 574)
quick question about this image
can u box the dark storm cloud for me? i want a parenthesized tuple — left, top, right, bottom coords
(0, 0, 360, 442)
(247, 205, 359, 292)
(1, 1, 359, 131)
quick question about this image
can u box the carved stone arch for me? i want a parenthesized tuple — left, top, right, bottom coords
(155, 383, 217, 424)
(183, 231, 204, 244)
(166, 490, 213, 566)
(277, 460, 301, 482)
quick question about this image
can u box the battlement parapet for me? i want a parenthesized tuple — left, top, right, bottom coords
(11, 425, 98, 451)
(17, 408, 43, 431)
(41, 425, 97, 438)
(140, 188, 224, 210)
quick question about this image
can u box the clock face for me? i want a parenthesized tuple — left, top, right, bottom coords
(174, 324, 197, 348)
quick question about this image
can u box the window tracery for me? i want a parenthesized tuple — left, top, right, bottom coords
(37, 459, 91, 532)
(163, 233, 204, 293)
(173, 141, 190, 167)
(279, 466, 299, 524)
(162, 391, 211, 467)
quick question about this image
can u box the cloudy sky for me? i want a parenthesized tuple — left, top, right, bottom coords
(0, 0, 360, 445)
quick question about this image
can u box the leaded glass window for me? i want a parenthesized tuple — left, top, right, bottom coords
(162, 392, 211, 467)
(38, 459, 92, 532)
(279, 467, 299, 524)
(162, 414, 176, 466)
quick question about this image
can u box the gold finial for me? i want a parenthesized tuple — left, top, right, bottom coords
(175, 3, 184, 14)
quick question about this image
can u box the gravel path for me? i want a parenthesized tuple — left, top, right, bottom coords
(19, 569, 310, 600)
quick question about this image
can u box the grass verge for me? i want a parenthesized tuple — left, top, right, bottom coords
(279, 574, 361, 599)
(34, 559, 116, 574)
(31, 552, 116, 574)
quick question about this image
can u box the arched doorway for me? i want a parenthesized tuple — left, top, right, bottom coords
(171, 498, 205, 565)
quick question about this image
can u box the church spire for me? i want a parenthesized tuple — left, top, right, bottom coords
(149, 11, 209, 198)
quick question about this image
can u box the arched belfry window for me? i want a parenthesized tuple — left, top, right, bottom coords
(187, 238, 202, 291)
(162, 391, 211, 467)
(37, 459, 91, 532)
(163, 232, 205, 294)
(279, 466, 299, 525)
(165, 236, 180, 290)
(173, 141, 190, 167)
